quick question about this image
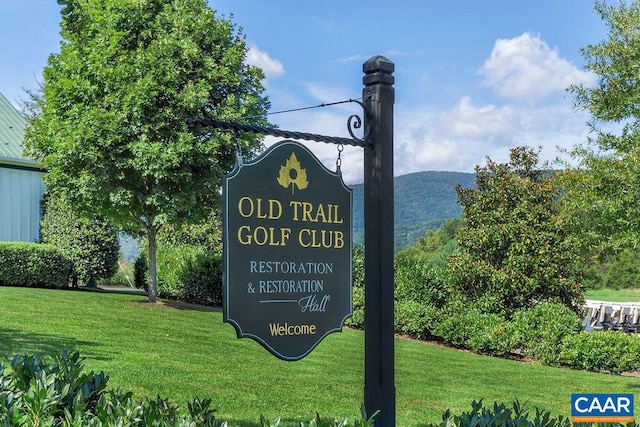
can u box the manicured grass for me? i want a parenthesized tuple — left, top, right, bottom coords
(585, 288, 640, 303)
(1, 286, 638, 426)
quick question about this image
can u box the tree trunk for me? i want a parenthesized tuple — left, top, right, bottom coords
(147, 225, 158, 303)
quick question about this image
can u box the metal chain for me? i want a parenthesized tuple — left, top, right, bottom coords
(234, 136, 243, 167)
(336, 144, 344, 174)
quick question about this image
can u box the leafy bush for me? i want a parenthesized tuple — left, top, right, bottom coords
(0, 350, 376, 426)
(352, 245, 364, 289)
(345, 286, 364, 328)
(427, 399, 571, 427)
(394, 257, 449, 308)
(156, 243, 193, 298)
(98, 257, 135, 287)
(350, 244, 449, 333)
(0, 350, 221, 426)
(394, 300, 440, 340)
(431, 301, 513, 356)
(0, 242, 72, 288)
(448, 147, 584, 318)
(155, 243, 223, 306)
(181, 253, 223, 306)
(40, 195, 119, 286)
(395, 217, 462, 271)
(603, 248, 640, 289)
(510, 302, 583, 365)
(134, 253, 148, 290)
(345, 246, 365, 328)
(559, 331, 640, 374)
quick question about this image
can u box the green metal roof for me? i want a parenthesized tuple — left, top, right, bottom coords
(0, 92, 38, 169)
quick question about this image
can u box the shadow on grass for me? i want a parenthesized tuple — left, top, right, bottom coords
(0, 327, 112, 362)
(77, 285, 148, 296)
(624, 381, 640, 390)
(160, 300, 222, 313)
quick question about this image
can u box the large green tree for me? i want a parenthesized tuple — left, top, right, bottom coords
(447, 147, 584, 316)
(25, 0, 269, 302)
(563, 0, 640, 253)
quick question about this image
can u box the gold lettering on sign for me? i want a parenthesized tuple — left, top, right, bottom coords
(268, 323, 317, 336)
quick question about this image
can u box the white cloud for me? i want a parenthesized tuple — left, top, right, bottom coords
(245, 44, 284, 79)
(335, 54, 366, 63)
(259, 95, 590, 184)
(479, 32, 596, 102)
(443, 97, 515, 140)
(258, 42, 593, 185)
(393, 97, 591, 176)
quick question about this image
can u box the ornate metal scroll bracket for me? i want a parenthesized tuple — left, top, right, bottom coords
(186, 98, 372, 149)
(347, 98, 371, 147)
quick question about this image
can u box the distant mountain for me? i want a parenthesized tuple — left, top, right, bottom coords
(350, 171, 475, 252)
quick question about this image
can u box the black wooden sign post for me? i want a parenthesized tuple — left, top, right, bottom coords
(362, 56, 396, 426)
(187, 55, 396, 426)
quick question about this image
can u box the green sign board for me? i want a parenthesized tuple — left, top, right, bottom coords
(223, 140, 353, 361)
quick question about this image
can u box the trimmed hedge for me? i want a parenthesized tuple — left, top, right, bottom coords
(510, 302, 584, 365)
(181, 252, 223, 307)
(431, 302, 513, 356)
(154, 243, 223, 306)
(394, 300, 439, 340)
(40, 195, 119, 286)
(559, 331, 640, 374)
(0, 242, 73, 288)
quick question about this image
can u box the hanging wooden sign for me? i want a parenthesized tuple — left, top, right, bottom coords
(222, 140, 352, 361)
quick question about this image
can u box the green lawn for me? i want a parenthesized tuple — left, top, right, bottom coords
(0, 286, 638, 426)
(585, 288, 640, 303)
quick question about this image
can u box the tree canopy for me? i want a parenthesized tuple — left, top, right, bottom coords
(25, 0, 269, 301)
(563, 0, 640, 253)
(447, 147, 584, 316)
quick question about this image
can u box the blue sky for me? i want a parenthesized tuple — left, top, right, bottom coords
(0, 1, 609, 183)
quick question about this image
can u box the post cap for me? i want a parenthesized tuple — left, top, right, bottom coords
(363, 56, 394, 86)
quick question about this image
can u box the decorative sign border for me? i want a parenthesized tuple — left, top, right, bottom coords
(222, 140, 353, 361)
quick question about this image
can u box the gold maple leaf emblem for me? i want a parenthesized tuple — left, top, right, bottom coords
(277, 152, 309, 193)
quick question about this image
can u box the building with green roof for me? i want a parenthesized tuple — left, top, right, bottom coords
(0, 92, 45, 242)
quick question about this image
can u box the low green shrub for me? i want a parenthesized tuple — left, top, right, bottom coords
(345, 286, 364, 328)
(559, 331, 640, 374)
(0, 350, 220, 426)
(510, 302, 583, 365)
(0, 350, 376, 426)
(431, 301, 514, 356)
(156, 244, 194, 298)
(155, 243, 223, 306)
(181, 253, 223, 306)
(133, 253, 147, 290)
(0, 242, 72, 288)
(394, 258, 449, 308)
(40, 195, 119, 286)
(345, 247, 365, 328)
(97, 257, 135, 287)
(427, 399, 572, 427)
(394, 300, 440, 340)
